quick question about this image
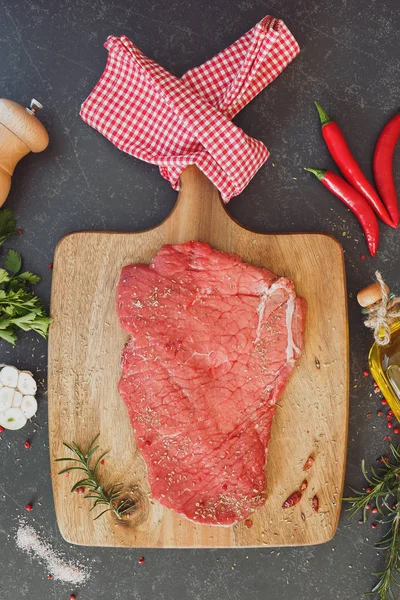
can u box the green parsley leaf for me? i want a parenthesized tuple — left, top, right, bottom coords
(0, 269, 10, 284)
(0, 208, 17, 246)
(0, 247, 51, 344)
(17, 271, 41, 285)
(0, 329, 17, 344)
(4, 249, 21, 274)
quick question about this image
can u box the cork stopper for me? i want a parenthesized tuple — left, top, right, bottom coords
(357, 281, 390, 308)
(0, 99, 49, 152)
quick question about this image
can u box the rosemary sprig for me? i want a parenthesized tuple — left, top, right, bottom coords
(345, 444, 400, 599)
(55, 433, 134, 520)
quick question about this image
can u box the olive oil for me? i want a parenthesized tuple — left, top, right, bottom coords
(358, 281, 400, 421)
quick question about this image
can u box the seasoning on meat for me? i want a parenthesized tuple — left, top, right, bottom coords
(117, 241, 306, 525)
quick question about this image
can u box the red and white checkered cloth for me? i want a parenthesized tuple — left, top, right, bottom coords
(80, 16, 299, 201)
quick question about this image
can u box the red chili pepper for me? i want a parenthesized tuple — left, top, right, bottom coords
(305, 168, 379, 257)
(315, 103, 394, 227)
(282, 490, 302, 509)
(373, 113, 400, 228)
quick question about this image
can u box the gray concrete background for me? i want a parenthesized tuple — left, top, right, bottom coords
(0, 0, 399, 598)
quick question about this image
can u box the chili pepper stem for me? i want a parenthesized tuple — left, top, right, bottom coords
(314, 102, 331, 126)
(304, 167, 326, 181)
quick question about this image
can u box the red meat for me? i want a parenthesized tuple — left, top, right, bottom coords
(117, 242, 306, 525)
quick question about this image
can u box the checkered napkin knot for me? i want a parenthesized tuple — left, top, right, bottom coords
(80, 16, 299, 201)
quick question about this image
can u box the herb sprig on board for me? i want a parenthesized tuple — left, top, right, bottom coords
(345, 444, 400, 600)
(56, 434, 135, 521)
(0, 208, 51, 344)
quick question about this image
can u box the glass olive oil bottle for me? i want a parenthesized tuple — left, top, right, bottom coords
(358, 281, 400, 421)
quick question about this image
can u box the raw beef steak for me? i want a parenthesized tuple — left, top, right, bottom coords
(117, 242, 306, 525)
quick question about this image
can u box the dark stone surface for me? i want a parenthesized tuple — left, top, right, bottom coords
(0, 1, 399, 598)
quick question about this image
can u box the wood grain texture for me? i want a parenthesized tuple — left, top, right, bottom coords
(48, 166, 349, 548)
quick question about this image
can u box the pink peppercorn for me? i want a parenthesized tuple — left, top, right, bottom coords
(25, 503, 33, 512)
(382, 399, 388, 406)
(70, 595, 77, 600)
(24, 440, 31, 449)
(48, 263, 53, 270)
(360, 254, 366, 261)
(0, 425, 4, 433)
(394, 428, 400, 435)
(75, 487, 85, 495)
(372, 507, 378, 514)
(366, 412, 372, 419)
(363, 370, 369, 377)
(371, 523, 377, 529)
(366, 487, 372, 493)
(244, 519, 253, 528)
(366, 503, 371, 509)
(138, 556, 145, 564)
(388, 422, 393, 429)
(377, 411, 383, 417)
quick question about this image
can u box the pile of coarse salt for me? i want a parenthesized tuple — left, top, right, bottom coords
(16, 522, 90, 584)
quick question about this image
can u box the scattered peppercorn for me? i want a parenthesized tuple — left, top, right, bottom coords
(282, 491, 302, 509)
(25, 503, 33, 512)
(386, 414, 393, 421)
(377, 411, 383, 417)
(372, 507, 378, 514)
(366, 487, 372, 492)
(388, 409, 394, 416)
(17, 229, 23, 235)
(47, 574, 53, 579)
(74, 487, 85, 495)
(366, 412, 372, 419)
(70, 595, 77, 600)
(64, 471, 69, 477)
(393, 504, 397, 510)
(138, 556, 145, 564)
(0, 425, 4, 433)
(303, 454, 315, 471)
(366, 503, 371, 509)
(384, 435, 392, 441)
(24, 440, 31, 449)
(381, 399, 388, 405)
(388, 422, 393, 429)
(100, 459, 106, 465)
(371, 523, 377, 529)
(244, 519, 253, 528)
(363, 370, 369, 377)
(394, 428, 400, 435)
(48, 263, 53, 270)
(360, 254, 366, 261)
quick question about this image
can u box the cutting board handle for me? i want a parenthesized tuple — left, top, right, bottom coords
(165, 165, 229, 243)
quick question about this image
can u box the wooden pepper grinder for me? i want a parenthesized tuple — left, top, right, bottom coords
(0, 98, 49, 206)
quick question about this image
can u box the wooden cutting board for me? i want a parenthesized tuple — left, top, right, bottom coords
(48, 166, 349, 548)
